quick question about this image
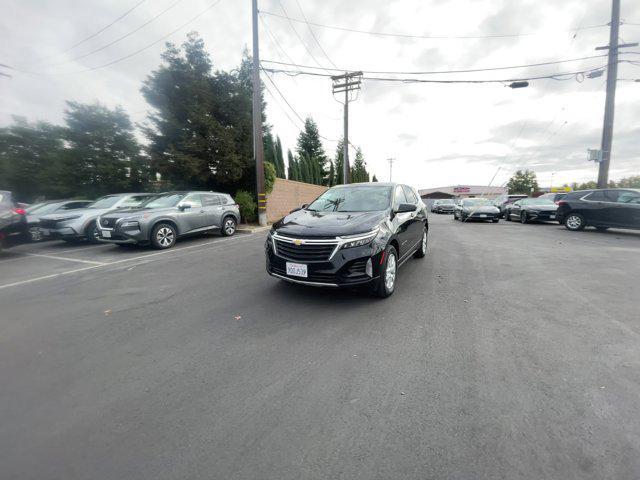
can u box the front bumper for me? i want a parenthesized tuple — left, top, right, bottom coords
(527, 211, 558, 222)
(464, 212, 499, 221)
(97, 225, 147, 244)
(435, 207, 455, 214)
(265, 239, 383, 288)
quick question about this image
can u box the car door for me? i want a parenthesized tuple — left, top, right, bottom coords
(608, 190, 640, 227)
(402, 185, 424, 247)
(580, 190, 608, 225)
(391, 185, 415, 258)
(176, 193, 207, 232)
(201, 193, 224, 228)
(510, 200, 522, 219)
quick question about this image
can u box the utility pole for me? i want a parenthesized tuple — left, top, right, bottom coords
(387, 157, 395, 182)
(331, 71, 362, 184)
(595, 0, 638, 188)
(251, 0, 267, 226)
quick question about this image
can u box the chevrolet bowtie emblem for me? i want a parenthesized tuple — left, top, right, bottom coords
(293, 239, 304, 246)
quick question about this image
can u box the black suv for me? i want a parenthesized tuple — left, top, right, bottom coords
(556, 188, 640, 231)
(266, 183, 428, 298)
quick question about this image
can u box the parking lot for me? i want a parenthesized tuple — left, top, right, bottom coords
(1, 214, 639, 479)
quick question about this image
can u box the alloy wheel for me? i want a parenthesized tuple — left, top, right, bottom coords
(385, 253, 397, 291)
(224, 218, 236, 236)
(156, 227, 175, 247)
(566, 215, 583, 230)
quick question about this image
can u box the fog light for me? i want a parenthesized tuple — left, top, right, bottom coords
(365, 258, 373, 277)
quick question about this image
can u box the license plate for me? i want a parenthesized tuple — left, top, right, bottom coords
(40, 228, 50, 236)
(286, 262, 307, 278)
(102, 230, 111, 238)
(549, 215, 556, 219)
(480, 214, 487, 218)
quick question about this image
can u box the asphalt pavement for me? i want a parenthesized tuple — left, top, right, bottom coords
(1, 215, 639, 479)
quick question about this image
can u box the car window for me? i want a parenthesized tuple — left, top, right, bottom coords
(617, 191, 640, 204)
(307, 186, 392, 212)
(394, 186, 408, 206)
(584, 191, 607, 201)
(402, 186, 418, 204)
(29, 202, 62, 215)
(202, 194, 221, 206)
(118, 195, 153, 208)
(61, 201, 90, 210)
(181, 194, 203, 208)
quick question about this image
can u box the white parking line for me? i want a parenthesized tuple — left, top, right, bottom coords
(24, 253, 106, 265)
(0, 233, 260, 291)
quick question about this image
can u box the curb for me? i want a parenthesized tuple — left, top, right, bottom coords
(237, 225, 271, 234)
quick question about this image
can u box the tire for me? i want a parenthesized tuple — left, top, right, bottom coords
(414, 228, 427, 258)
(373, 245, 398, 298)
(505, 211, 511, 221)
(221, 216, 237, 236)
(29, 227, 42, 242)
(564, 213, 586, 231)
(520, 212, 528, 224)
(492, 218, 499, 223)
(84, 221, 101, 244)
(595, 226, 609, 232)
(151, 223, 177, 249)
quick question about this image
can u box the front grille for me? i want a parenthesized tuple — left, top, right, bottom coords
(39, 219, 58, 229)
(271, 265, 337, 283)
(274, 238, 337, 262)
(100, 217, 117, 228)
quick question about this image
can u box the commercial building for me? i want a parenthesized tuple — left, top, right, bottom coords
(418, 185, 507, 200)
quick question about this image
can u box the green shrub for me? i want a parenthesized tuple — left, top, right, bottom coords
(235, 190, 256, 223)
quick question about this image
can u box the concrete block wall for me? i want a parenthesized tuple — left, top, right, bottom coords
(266, 178, 327, 223)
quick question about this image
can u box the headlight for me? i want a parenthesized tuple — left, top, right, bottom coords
(120, 221, 140, 229)
(339, 229, 379, 249)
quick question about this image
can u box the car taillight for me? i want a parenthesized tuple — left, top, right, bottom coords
(14, 208, 26, 215)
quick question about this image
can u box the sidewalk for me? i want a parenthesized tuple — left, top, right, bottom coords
(236, 223, 271, 234)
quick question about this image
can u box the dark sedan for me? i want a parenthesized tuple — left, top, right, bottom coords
(556, 188, 640, 231)
(454, 198, 500, 222)
(505, 198, 558, 223)
(431, 199, 456, 214)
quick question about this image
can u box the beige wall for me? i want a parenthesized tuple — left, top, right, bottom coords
(266, 178, 327, 223)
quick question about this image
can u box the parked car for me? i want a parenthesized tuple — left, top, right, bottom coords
(25, 200, 92, 241)
(38, 193, 156, 243)
(454, 198, 500, 222)
(96, 191, 240, 249)
(505, 198, 558, 223)
(431, 199, 456, 214)
(266, 183, 428, 298)
(537, 192, 568, 203)
(556, 188, 640, 232)
(493, 194, 528, 218)
(0, 190, 27, 250)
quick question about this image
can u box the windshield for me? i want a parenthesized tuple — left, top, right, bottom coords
(463, 199, 493, 207)
(307, 186, 392, 212)
(439, 200, 455, 205)
(25, 202, 50, 214)
(89, 196, 120, 209)
(142, 193, 186, 209)
(522, 198, 555, 206)
(28, 202, 64, 215)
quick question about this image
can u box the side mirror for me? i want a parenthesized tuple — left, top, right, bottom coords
(395, 203, 418, 213)
(178, 204, 191, 211)
(289, 204, 307, 214)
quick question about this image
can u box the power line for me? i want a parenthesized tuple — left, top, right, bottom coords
(259, 14, 298, 67)
(262, 54, 610, 76)
(6, 0, 224, 76)
(51, 0, 148, 58)
(293, 0, 338, 68)
(261, 64, 610, 85)
(42, 0, 186, 68)
(273, 1, 331, 73)
(260, 10, 609, 40)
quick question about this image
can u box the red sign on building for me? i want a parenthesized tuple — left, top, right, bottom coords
(453, 186, 470, 193)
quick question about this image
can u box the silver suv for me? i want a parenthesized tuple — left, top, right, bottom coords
(96, 191, 240, 249)
(38, 193, 156, 243)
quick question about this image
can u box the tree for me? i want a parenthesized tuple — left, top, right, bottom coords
(372, 174, 378, 182)
(351, 147, 368, 183)
(274, 136, 286, 178)
(264, 161, 276, 194)
(64, 102, 147, 197)
(617, 175, 640, 188)
(506, 169, 539, 194)
(0, 118, 69, 201)
(296, 117, 327, 183)
(334, 139, 344, 185)
(287, 150, 297, 181)
(142, 34, 255, 191)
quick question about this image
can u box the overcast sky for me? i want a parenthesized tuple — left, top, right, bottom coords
(1, 0, 639, 189)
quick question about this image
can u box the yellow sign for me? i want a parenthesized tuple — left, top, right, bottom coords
(551, 187, 572, 192)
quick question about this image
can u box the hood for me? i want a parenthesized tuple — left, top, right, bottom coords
(39, 207, 101, 221)
(463, 205, 500, 213)
(273, 209, 388, 237)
